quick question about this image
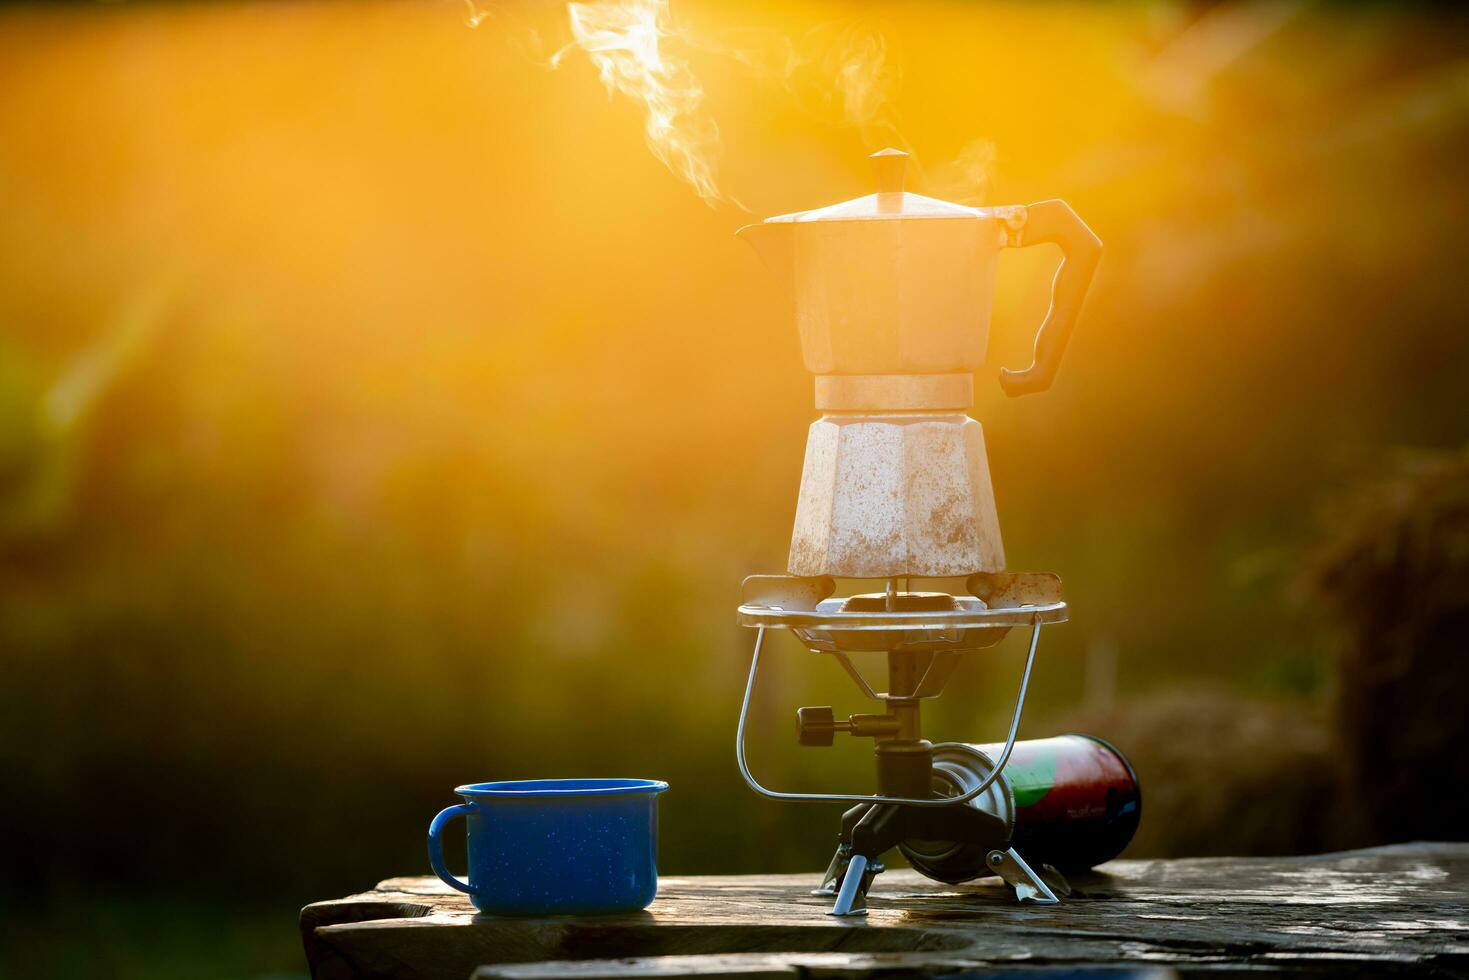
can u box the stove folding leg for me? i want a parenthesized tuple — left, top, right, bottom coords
(986, 847, 1061, 904)
(812, 843, 851, 897)
(830, 853, 873, 916)
(827, 803, 905, 917)
(813, 804, 872, 896)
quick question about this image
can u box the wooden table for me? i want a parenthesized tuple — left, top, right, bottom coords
(300, 842, 1469, 979)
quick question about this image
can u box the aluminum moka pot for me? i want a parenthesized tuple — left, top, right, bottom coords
(738, 148, 1100, 398)
(739, 149, 1102, 578)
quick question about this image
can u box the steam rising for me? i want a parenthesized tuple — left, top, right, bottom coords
(761, 23, 902, 145)
(834, 33, 896, 138)
(529, 2, 988, 206)
(935, 138, 997, 205)
(553, 0, 729, 206)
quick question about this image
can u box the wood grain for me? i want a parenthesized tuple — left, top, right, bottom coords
(300, 842, 1469, 979)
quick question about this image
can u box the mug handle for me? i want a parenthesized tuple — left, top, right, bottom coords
(997, 200, 1102, 397)
(427, 803, 477, 895)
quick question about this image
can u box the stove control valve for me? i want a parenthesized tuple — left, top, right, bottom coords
(798, 707, 905, 746)
(797, 706, 845, 746)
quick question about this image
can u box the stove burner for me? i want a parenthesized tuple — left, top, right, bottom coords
(841, 592, 957, 613)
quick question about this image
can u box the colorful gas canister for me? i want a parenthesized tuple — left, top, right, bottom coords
(899, 734, 1141, 883)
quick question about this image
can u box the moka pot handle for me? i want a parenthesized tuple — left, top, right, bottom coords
(997, 200, 1102, 397)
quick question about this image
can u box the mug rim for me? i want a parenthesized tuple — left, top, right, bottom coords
(454, 777, 669, 798)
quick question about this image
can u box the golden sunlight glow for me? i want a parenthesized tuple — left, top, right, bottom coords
(2, 7, 1466, 967)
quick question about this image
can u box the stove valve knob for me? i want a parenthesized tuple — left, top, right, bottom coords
(797, 706, 837, 746)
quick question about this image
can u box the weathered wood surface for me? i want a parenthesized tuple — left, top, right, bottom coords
(301, 842, 1469, 980)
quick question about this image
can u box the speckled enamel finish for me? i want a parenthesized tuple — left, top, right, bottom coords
(427, 778, 668, 916)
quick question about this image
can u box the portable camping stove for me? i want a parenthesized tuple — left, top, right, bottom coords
(734, 149, 1138, 917)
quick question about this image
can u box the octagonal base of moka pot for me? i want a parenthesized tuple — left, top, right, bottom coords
(788, 409, 1005, 578)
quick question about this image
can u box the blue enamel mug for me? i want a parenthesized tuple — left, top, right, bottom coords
(427, 778, 669, 916)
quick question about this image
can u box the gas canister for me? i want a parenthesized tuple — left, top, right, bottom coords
(899, 734, 1141, 883)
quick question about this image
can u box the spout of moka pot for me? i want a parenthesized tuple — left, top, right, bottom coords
(736, 220, 795, 299)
